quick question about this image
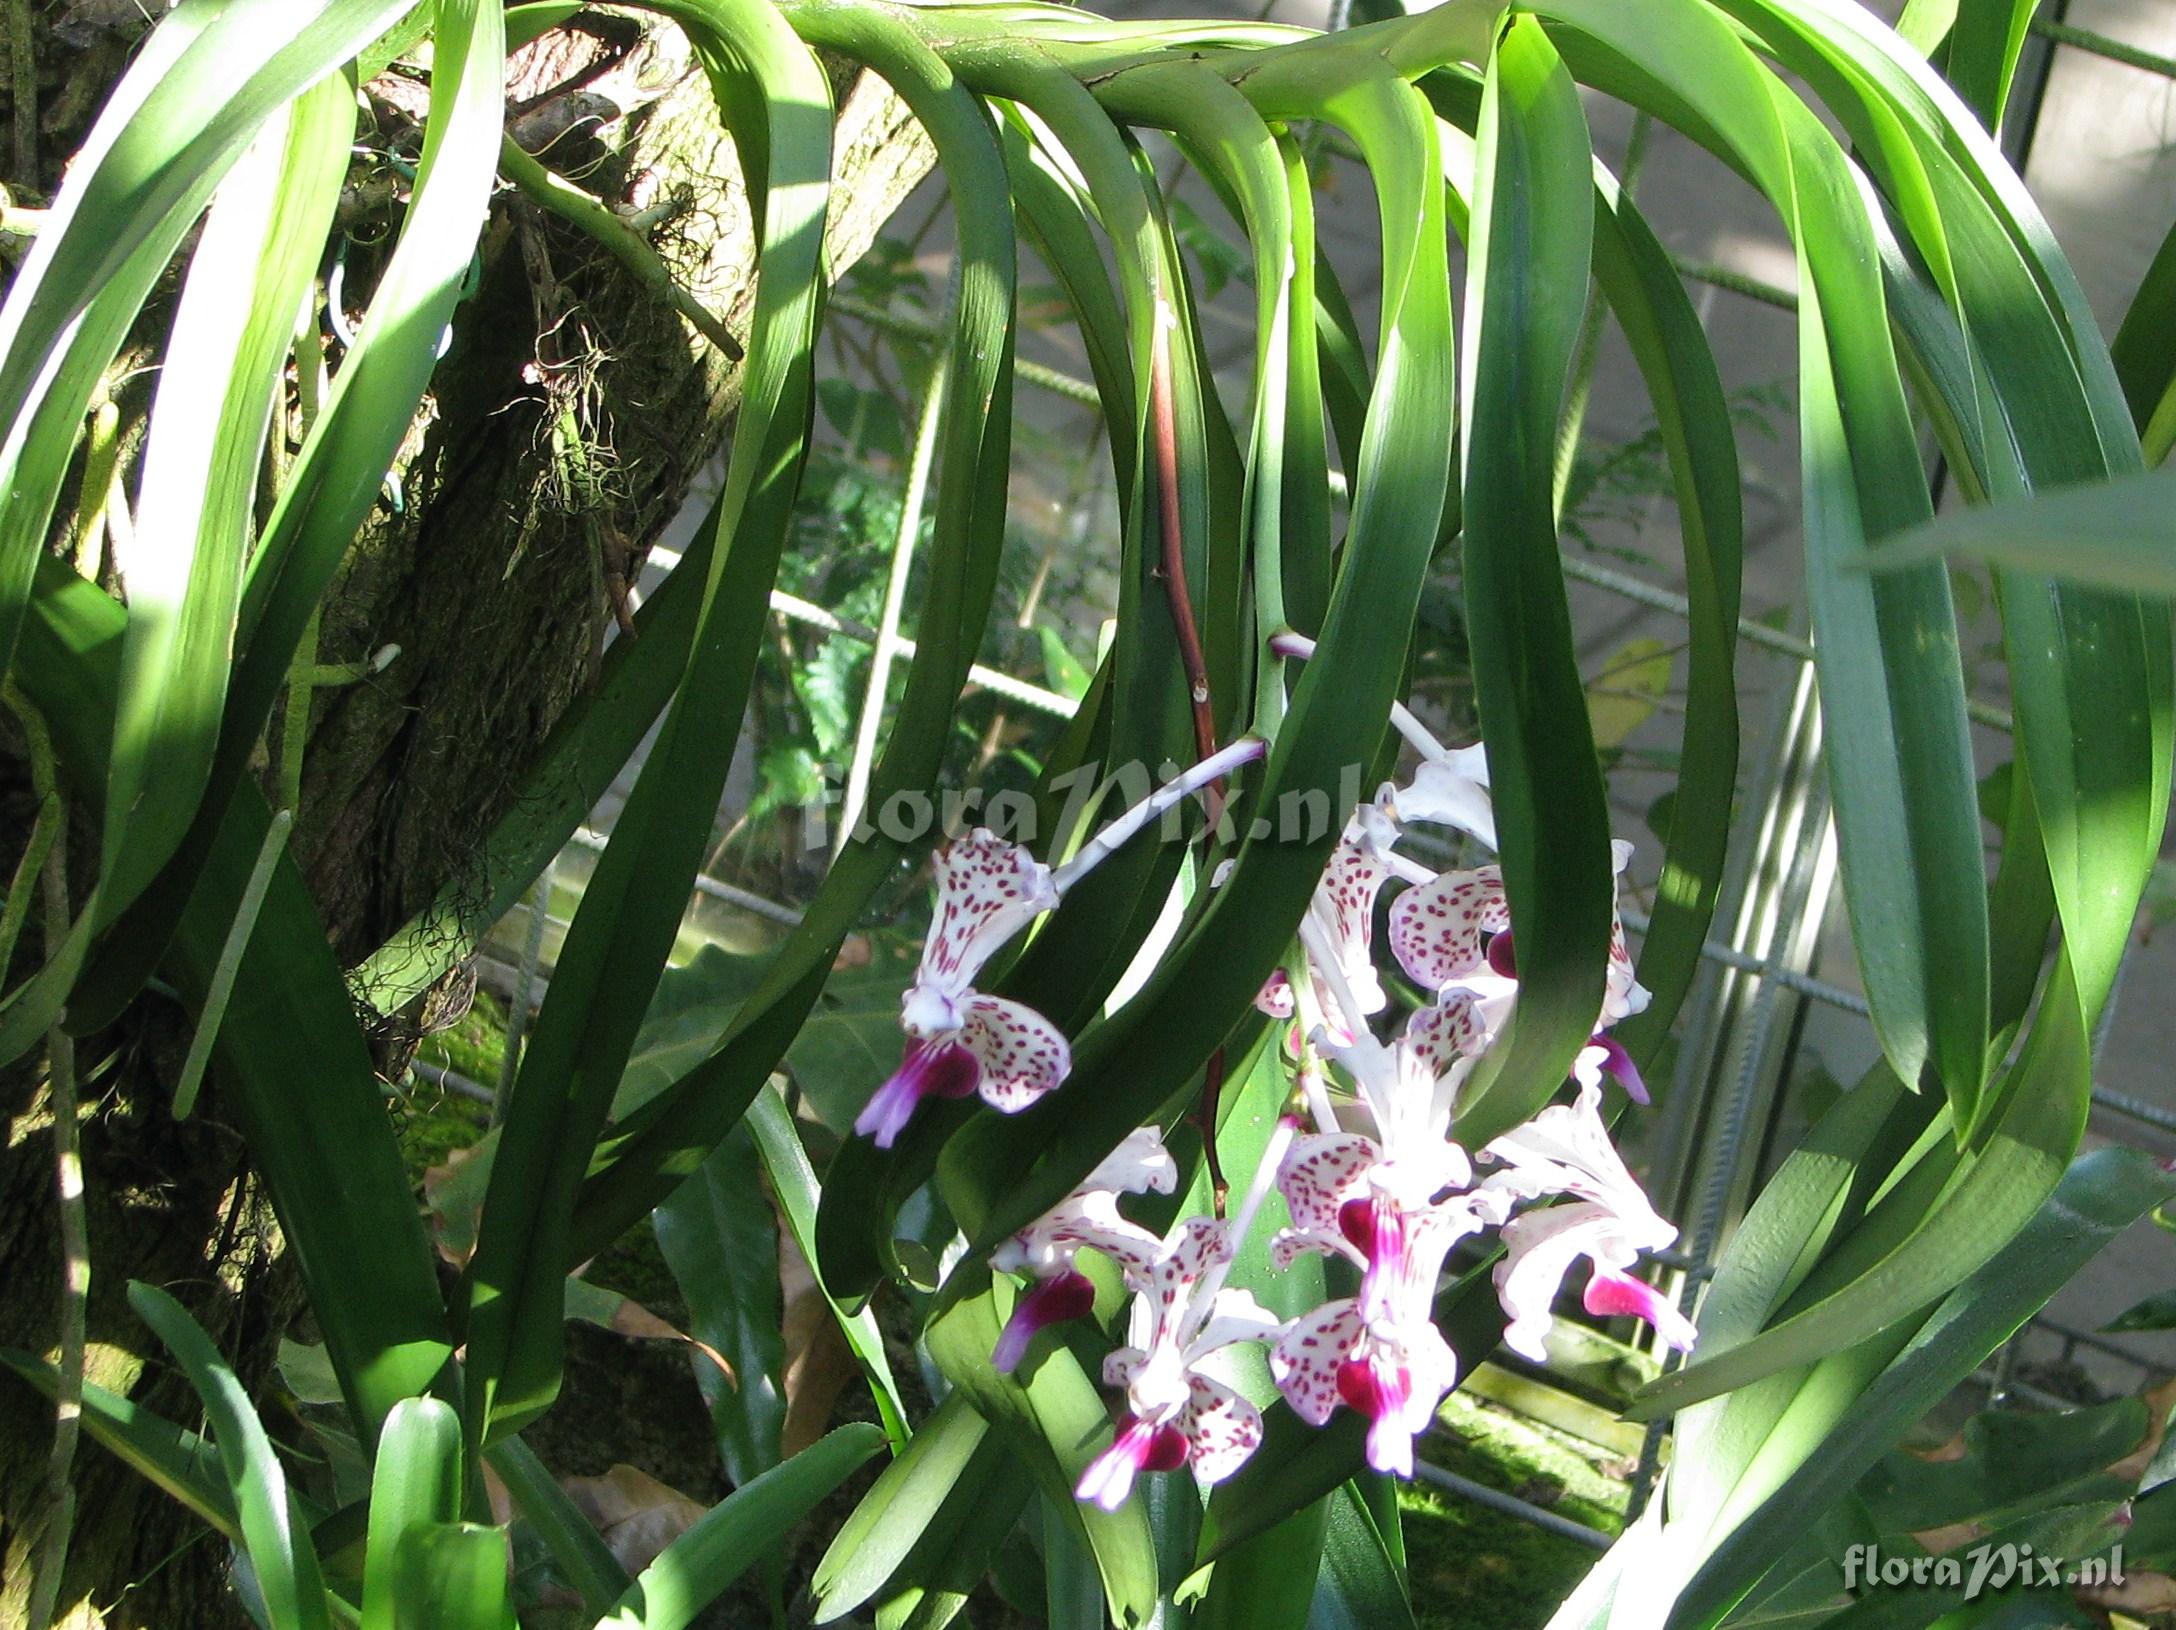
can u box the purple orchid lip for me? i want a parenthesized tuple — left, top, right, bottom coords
(1588, 1032, 1649, 1104)
(853, 1037, 981, 1148)
(990, 1269, 1097, 1373)
(1077, 1415, 1191, 1511)
(1336, 1353, 1420, 1476)
(1583, 1268, 1694, 1351)
(1485, 928, 1518, 980)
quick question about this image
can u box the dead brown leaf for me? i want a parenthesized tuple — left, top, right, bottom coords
(778, 1218, 855, 1457)
(562, 1464, 706, 1576)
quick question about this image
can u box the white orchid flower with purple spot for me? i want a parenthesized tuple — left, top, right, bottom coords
(1251, 795, 1416, 1042)
(1386, 840, 1652, 1099)
(855, 830, 1069, 1148)
(1074, 1215, 1284, 1510)
(1265, 1003, 1496, 1476)
(857, 738, 1266, 1148)
(1479, 1079, 1695, 1359)
(988, 1128, 1178, 1372)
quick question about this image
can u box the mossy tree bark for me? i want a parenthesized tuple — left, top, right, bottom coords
(0, 13, 932, 1625)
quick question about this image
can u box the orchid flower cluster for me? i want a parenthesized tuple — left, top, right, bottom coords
(857, 648, 1695, 1508)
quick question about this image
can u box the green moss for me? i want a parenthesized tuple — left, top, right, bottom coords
(391, 989, 508, 1179)
(1399, 1391, 1632, 1628)
(1434, 1391, 1630, 1531)
(391, 1081, 487, 1180)
(1398, 1481, 1605, 1630)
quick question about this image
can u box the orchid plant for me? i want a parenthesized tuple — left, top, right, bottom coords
(904, 690, 1694, 1504)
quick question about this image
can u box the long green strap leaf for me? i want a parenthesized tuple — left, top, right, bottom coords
(1443, 16, 1614, 1144)
(18, 563, 454, 1434)
(942, 36, 1457, 1255)
(464, 0, 831, 1440)
(0, 0, 409, 680)
(811, 1392, 991, 1620)
(0, 1347, 243, 1545)
(1583, 174, 1743, 1063)
(925, 1270, 1160, 1629)
(1633, 956, 2089, 1416)
(362, 1398, 464, 1630)
(1668, 1147, 2176, 1628)
(104, 71, 353, 918)
(0, 0, 504, 1063)
(566, 0, 1019, 1272)
(131, 1282, 335, 1630)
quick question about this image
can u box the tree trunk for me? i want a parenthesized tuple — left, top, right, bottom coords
(0, 12, 931, 1624)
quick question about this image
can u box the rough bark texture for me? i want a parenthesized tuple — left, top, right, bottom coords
(0, 11, 933, 1625)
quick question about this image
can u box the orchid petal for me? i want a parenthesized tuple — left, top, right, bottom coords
(917, 829, 1060, 999)
(853, 1038, 979, 1148)
(1271, 1299, 1366, 1426)
(991, 1269, 1096, 1373)
(1308, 834, 1392, 1020)
(1492, 1201, 1658, 1362)
(960, 994, 1071, 1113)
(1387, 866, 1510, 992)
(1254, 967, 1297, 1019)
(1480, 1082, 1675, 1246)
(1584, 1268, 1697, 1352)
(1184, 1288, 1284, 1361)
(1271, 1133, 1379, 1267)
(1181, 1372, 1264, 1485)
(1391, 746, 1498, 851)
(1078, 1417, 1179, 1511)
(1085, 1126, 1180, 1198)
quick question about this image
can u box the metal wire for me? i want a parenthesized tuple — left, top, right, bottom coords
(831, 293, 1105, 407)
(1414, 1458, 1615, 1551)
(2033, 16, 2176, 82)
(1560, 554, 2016, 733)
(644, 544, 1080, 718)
(567, 826, 808, 926)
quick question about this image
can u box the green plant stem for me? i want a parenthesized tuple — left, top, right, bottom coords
(1669, 254, 1797, 310)
(69, 400, 120, 579)
(171, 809, 294, 1121)
(0, 790, 57, 978)
(280, 605, 320, 814)
(2033, 16, 2176, 82)
(1555, 112, 1652, 508)
(497, 136, 744, 361)
(5, 682, 82, 1630)
(484, 1437, 628, 1615)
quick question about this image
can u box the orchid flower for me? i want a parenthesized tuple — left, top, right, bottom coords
(1074, 1122, 1295, 1510)
(1386, 840, 1652, 1099)
(1254, 805, 1400, 1042)
(854, 830, 1067, 1147)
(1479, 1079, 1696, 1359)
(1074, 1214, 1284, 1510)
(856, 738, 1265, 1148)
(1265, 1001, 1495, 1476)
(988, 1128, 1177, 1372)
